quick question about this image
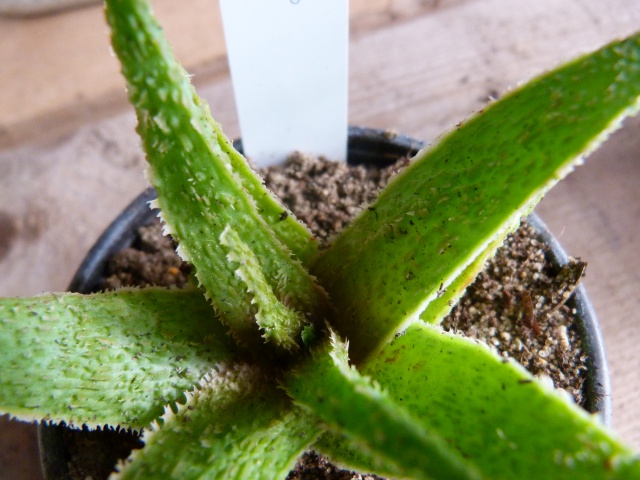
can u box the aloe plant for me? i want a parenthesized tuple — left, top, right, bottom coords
(2, 0, 640, 478)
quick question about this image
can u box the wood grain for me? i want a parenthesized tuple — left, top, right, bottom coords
(0, 0, 474, 151)
(0, 0, 227, 150)
(1, 1, 639, 479)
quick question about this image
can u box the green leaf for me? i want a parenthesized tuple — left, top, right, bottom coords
(334, 321, 639, 479)
(0, 288, 237, 429)
(113, 363, 321, 480)
(419, 235, 506, 324)
(285, 332, 483, 480)
(313, 34, 640, 362)
(105, 0, 327, 350)
(220, 226, 308, 349)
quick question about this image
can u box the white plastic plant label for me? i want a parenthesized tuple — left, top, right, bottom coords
(219, 0, 349, 166)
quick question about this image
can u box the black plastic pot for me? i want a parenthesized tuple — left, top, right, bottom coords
(39, 126, 611, 479)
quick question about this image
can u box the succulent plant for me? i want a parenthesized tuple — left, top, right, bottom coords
(2, 0, 640, 478)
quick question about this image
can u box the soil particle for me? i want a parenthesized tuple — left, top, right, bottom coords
(102, 223, 191, 289)
(258, 152, 410, 242)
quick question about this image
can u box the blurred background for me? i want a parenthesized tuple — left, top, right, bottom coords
(1, 1, 640, 478)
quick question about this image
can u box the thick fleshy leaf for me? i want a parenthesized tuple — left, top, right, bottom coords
(220, 226, 308, 349)
(419, 236, 505, 324)
(113, 363, 321, 480)
(105, 0, 327, 350)
(313, 34, 640, 361)
(0, 288, 237, 429)
(285, 332, 482, 480)
(319, 321, 640, 479)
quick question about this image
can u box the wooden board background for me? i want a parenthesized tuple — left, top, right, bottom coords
(1, 1, 640, 478)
